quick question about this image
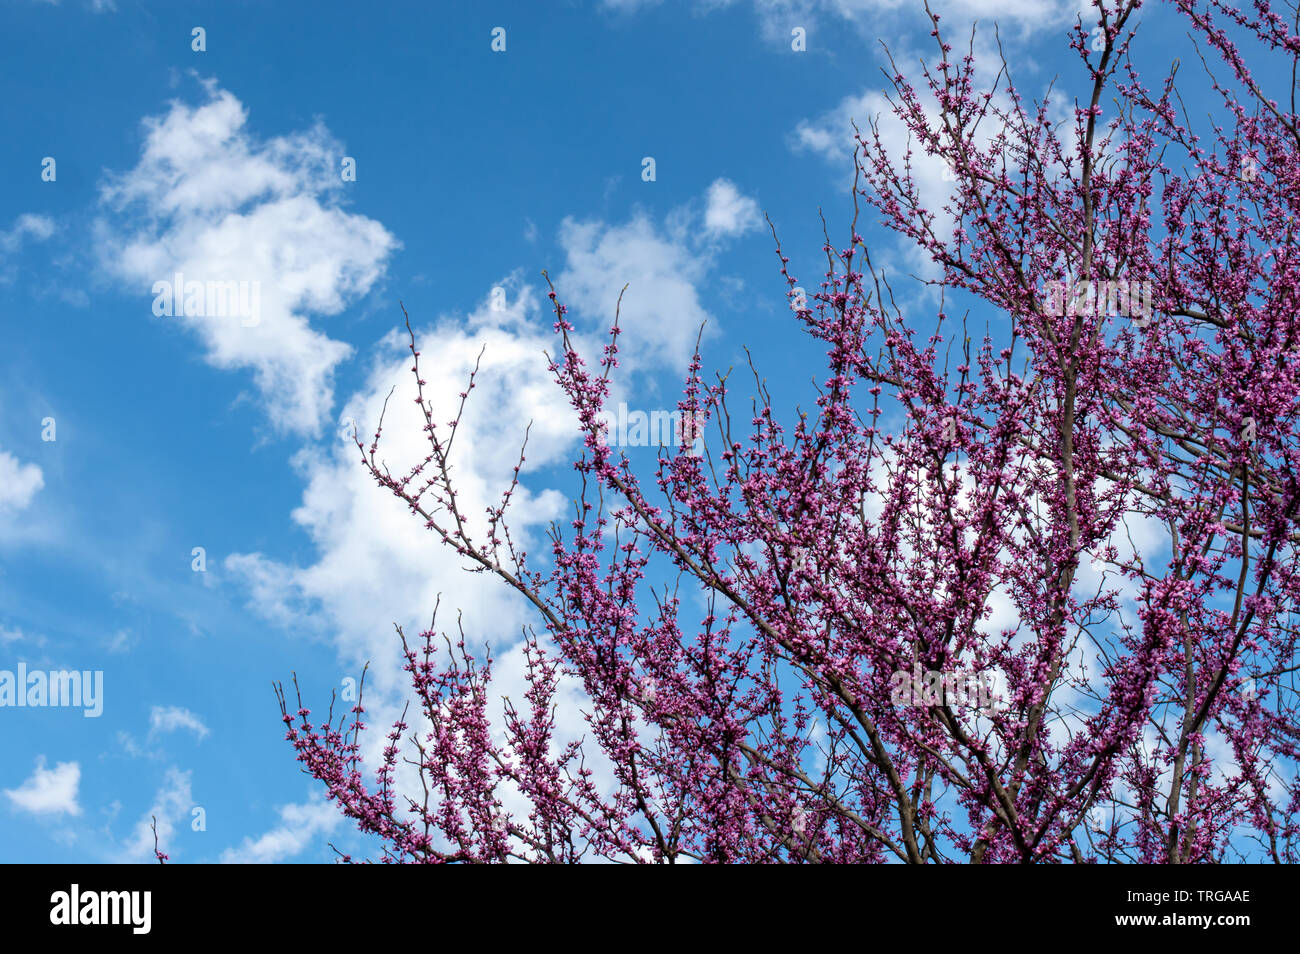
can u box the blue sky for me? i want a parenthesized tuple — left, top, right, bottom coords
(0, 0, 1218, 862)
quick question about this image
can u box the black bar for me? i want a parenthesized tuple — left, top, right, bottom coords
(0, 865, 1279, 940)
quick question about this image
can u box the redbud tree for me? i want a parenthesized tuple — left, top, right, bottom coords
(275, 0, 1300, 863)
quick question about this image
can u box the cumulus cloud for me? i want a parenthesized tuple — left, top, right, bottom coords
(121, 767, 191, 861)
(555, 178, 759, 373)
(148, 705, 211, 741)
(220, 794, 340, 863)
(96, 81, 398, 436)
(4, 757, 81, 817)
(790, 25, 1032, 283)
(699, 0, 1079, 44)
(227, 178, 761, 695)
(558, 214, 712, 372)
(0, 213, 57, 284)
(703, 178, 762, 238)
(0, 214, 56, 253)
(792, 87, 959, 285)
(227, 284, 575, 696)
(0, 450, 44, 513)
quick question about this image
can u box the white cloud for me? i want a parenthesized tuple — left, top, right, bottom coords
(703, 178, 762, 238)
(222, 552, 307, 631)
(96, 82, 398, 436)
(227, 285, 576, 698)
(792, 90, 887, 165)
(0, 214, 56, 253)
(116, 731, 154, 760)
(219, 794, 340, 863)
(105, 628, 135, 653)
(121, 767, 191, 861)
(557, 213, 715, 373)
(790, 26, 1033, 286)
(4, 757, 81, 817)
(0, 213, 57, 284)
(148, 705, 211, 741)
(0, 450, 44, 512)
(703, 0, 1078, 43)
(797, 86, 974, 207)
(228, 179, 755, 697)
(791, 87, 954, 285)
